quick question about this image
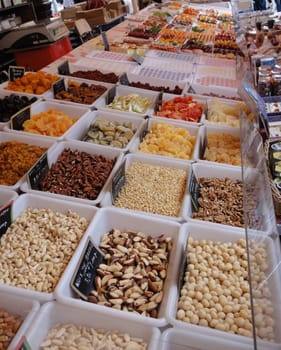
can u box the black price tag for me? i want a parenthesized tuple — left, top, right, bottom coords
(101, 31, 110, 51)
(11, 105, 31, 130)
(187, 85, 196, 94)
(132, 53, 144, 65)
(119, 73, 130, 86)
(58, 60, 70, 76)
(71, 237, 104, 300)
(199, 128, 207, 159)
(107, 86, 116, 105)
(15, 336, 32, 350)
(178, 242, 188, 293)
(111, 161, 126, 202)
(0, 200, 12, 238)
(27, 153, 49, 190)
(188, 169, 200, 212)
(53, 78, 66, 96)
(154, 91, 163, 113)
(9, 66, 25, 82)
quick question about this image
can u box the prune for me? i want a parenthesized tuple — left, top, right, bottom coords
(69, 70, 119, 84)
(128, 81, 183, 95)
(0, 94, 37, 122)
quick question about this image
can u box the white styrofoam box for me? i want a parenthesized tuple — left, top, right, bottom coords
(0, 193, 98, 303)
(0, 131, 55, 191)
(201, 97, 243, 128)
(130, 117, 203, 161)
(141, 57, 194, 74)
(122, 71, 187, 94)
(195, 124, 241, 168)
(44, 76, 113, 109)
(165, 221, 281, 349)
(194, 62, 237, 80)
(145, 49, 197, 63)
(0, 71, 60, 98)
(100, 153, 192, 222)
(20, 140, 124, 206)
(94, 85, 160, 118)
(65, 109, 147, 153)
(56, 207, 186, 327)
(74, 57, 137, 74)
(0, 91, 39, 130)
(0, 291, 40, 350)
(159, 328, 254, 350)
(25, 301, 161, 350)
(152, 93, 207, 124)
(3, 100, 90, 141)
(85, 50, 136, 63)
(0, 188, 18, 205)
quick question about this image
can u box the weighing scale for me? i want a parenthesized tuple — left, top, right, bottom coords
(0, 17, 69, 51)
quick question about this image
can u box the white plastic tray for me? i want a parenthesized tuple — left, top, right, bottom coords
(0, 91, 39, 130)
(0, 291, 40, 350)
(25, 301, 161, 350)
(3, 99, 90, 141)
(165, 221, 281, 349)
(65, 109, 147, 153)
(20, 140, 124, 206)
(0, 187, 18, 205)
(94, 85, 159, 118)
(0, 193, 98, 303)
(100, 153, 192, 222)
(0, 131, 56, 191)
(159, 327, 254, 350)
(130, 117, 203, 161)
(44, 76, 113, 109)
(56, 207, 186, 327)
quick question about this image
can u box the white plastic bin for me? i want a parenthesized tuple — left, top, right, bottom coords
(3, 99, 90, 140)
(0, 193, 98, 303)
(25, 301, 161, 350)
(0, 291, 40, 350)
(0, 187, 18, 205)
(20, 140, 124, 206)
(100, 153, 192, 222)
(55, 207, 186, 327)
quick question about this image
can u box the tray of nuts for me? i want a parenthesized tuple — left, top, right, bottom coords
(25, 301, 161, 349)
(0, 291, 39, 350)
(187, 162, 243, 227)
(100, 153, 192, 221)
(20, 140, 124, 206)
(66, 110, 147, 153)
(0, 193, 98, 303)
(166, 221, 281, 348)
(55, 207, 186, 327)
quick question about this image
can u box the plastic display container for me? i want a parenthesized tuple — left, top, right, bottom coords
(3, 100, 90, 141)
(74, 57, 137, 74)
(25, 301, 161, 350)
(55, 207, 186, 327)
(130, 117, 203, 161)
(44, 76, 113, 109)
(0, 193, 98, 303)
(20, 140, 124, 206)
(100, 153, 192, 222)
(165, 221, 281, 349)
(159, 328, 254, 350)
(0, 188, 18, 205)
(195, 124, 241, 168)
(0, 291, 40, 350)
(0, 131, 55, 191)
(94, 85, 160, 117)
(65, 109, 147, 153)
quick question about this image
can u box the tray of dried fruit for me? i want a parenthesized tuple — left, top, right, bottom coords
(213, 30, 242, 60)
(152, 23, 189, 52)
(152, 93, 206, 124)
(44, 76, 113, 109)
(66, 109, 147, 153)
(0, 292, 39, 350)
(0, 91, 39, 130)
(0, 71, 60, 98)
